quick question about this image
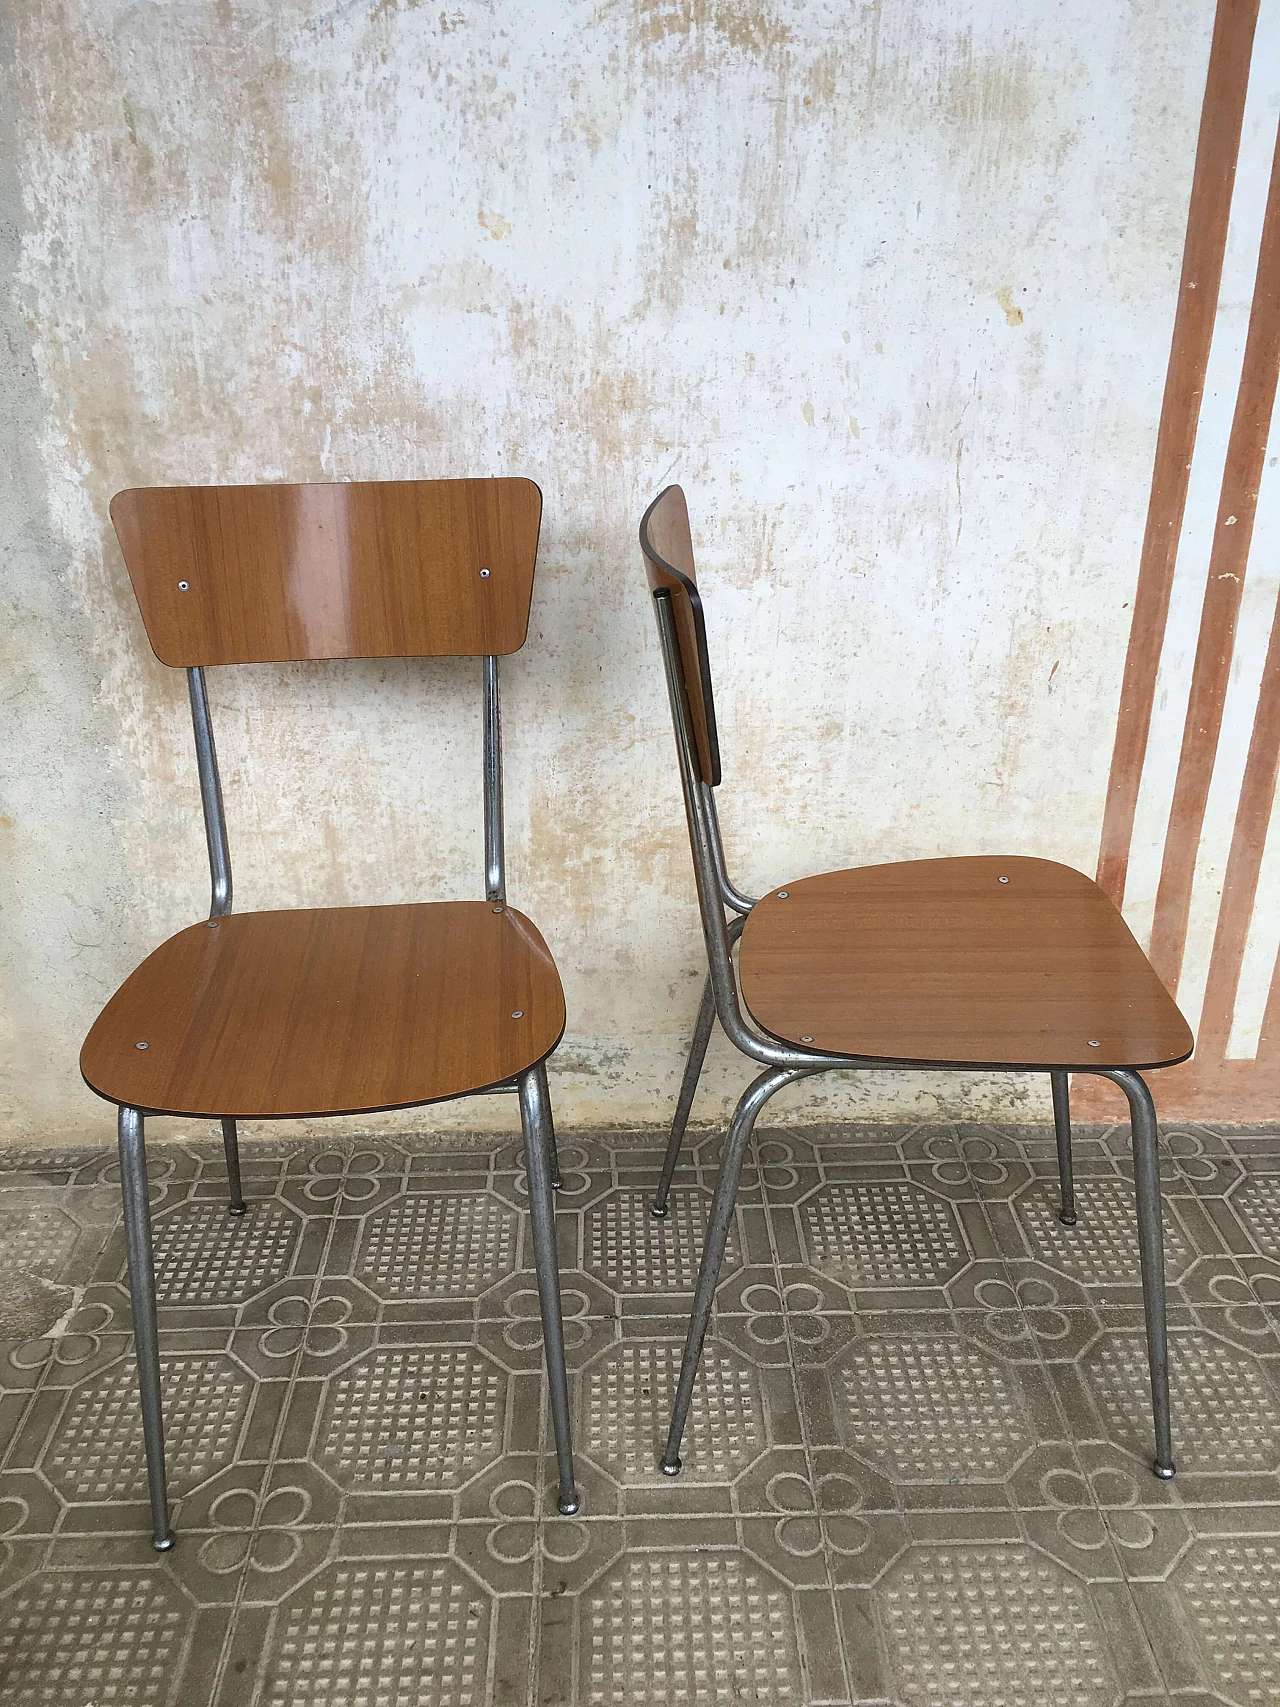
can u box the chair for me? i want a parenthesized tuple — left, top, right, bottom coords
(81, 477, 579, 1549)
(639, 484, 1193, 1482)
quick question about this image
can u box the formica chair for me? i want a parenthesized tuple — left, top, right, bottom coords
(639, 484, 1193, 1482)
(80, 478, 579, 1549)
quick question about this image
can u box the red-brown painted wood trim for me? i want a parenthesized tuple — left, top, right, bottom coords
(1148, 123, 1280, 989)
(1096, 0, 1259, 908)
(1197, 590, 1280, 1050)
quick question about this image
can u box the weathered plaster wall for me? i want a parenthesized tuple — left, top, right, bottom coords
(1, 0, 1215, 1141)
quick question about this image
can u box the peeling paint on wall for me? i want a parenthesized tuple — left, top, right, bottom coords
(1, 0, 1216, 1141)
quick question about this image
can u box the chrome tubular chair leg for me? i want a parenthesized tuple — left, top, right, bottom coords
(652, 973, 716, 1220)
(535, 1060, 563, 1190)
(518, 1066, 580, 1514)
(221, 1117, 247, 1216)
(1050, 1070, 1076, 1227)
(662, 1065, 807, 1475)
(118, 1105, 173, 1550)
(1107, 1069, 1176, 1478)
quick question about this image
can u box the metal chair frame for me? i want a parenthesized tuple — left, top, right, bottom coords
(114, 653, 578, 1551)
(647, 586, 1176, 1483)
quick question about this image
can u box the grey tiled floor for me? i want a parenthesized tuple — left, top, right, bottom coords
(1, 1119, 1279, 1705)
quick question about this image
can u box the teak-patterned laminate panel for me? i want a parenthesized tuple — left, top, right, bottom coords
(738, 856, 1193, 1070)
(110, 477, 542, 666)
(80, 901, 565, 1116)
(638, 485, 722, 786)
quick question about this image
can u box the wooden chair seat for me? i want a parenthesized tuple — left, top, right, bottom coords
(738, 855, 1192, 1071)
(80, 902, 566, 1118)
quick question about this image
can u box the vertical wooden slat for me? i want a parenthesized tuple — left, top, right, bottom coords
(1196, 589, 1280, 1048)
(1095, 0, 1259, 908)
(1148, 123, 1280, 990)
(1256, 944, 1280, 1062)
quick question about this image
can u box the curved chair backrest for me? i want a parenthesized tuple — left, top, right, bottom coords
(638, 485, 722, 786)
(110, 477, 542, 667)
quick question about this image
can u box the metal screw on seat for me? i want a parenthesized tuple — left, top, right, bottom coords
(777, 890, 788, 898)
(511, 1010, 524, 1018)
(135, 1041, 148, 1050)
(998, 875, 1010, 883)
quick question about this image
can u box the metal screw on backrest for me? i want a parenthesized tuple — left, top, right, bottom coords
(177, 581, 189, 591)
(511, 1010, 523, 1019)
(998, 876, 1010, 884)
(479, 568, 491, 578)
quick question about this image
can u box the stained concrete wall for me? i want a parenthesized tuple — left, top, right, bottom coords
(1, 0, 1214, 1142)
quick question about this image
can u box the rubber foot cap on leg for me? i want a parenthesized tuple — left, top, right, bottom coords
(1059, 1211, 1077, 1227)
(552, 1176, 564, 1191)
(660, 1456, 682, 1477)
(153, 1534, 175, 1553)
(1153, 1460, 1176, 1480)
(557, 1489, 581, 1515)
(649, 1203, 668, 1221)
(228, 1204, 248, 1217)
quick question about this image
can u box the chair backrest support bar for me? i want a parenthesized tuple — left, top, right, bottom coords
(188, 665, 232, 920)
(184, 659, 507, 915)
(483, 655, 505, 904)
(653, 590, 850, 1072)
(703, 785, 756, 916)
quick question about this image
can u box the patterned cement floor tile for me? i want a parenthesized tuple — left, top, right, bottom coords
(316, 1342, 507, 1491)
(0, 1205, 80, 1292)
(158, 1200, 301, 1300)
(354, 1191, 520, 1301)
(0, 1123, 1278, 1704)
(1131, 1529, 1280, 1703)
(796, 1180, 971, 1290)
(0, 1563, 195, 1705)
(1011, 1176, 1196, 1287)
(1227, 1173, 1280, 1262)
(831, 1331, 1037, 1484)
(874, 1541, 1125, 1707)
(1176, 1534, 1280, 1698)
(259, 1555, 491, 1705)
(1081, 1328, 1280, 1475)
(0, 1191, 117, 1342)
(581, 1335, 765, 1485)
(45, 1348, 252, 1504)
(583, 1185, 738, 1296)
(573, 1549, 804, 1705)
